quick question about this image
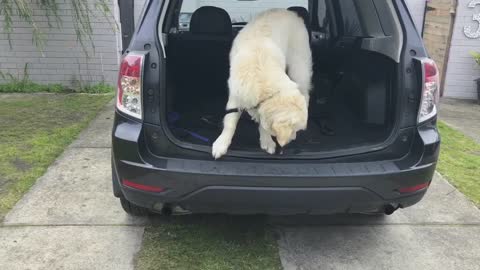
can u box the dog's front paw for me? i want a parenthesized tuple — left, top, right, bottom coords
(260, 136, 276, 155)
(212, 136, 230, 159)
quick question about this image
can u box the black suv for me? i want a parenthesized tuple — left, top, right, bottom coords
(112, 0, 440, 216)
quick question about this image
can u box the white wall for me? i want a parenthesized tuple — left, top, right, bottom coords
(0, 0, 150, 87)
(0, 0, 120, 86)
(444, 0, 480, 99)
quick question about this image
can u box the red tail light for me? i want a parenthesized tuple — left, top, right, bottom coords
(418, 58, 440, 123)
(117, 54, 144, 119)
(122, 179, 165, 193)
(398, 182, 430, 194)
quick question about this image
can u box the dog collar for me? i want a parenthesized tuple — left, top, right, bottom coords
(225, 92, 279, 115)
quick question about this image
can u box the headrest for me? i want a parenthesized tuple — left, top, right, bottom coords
(190, 6, 232, 36)
(288, 6, 310, 30)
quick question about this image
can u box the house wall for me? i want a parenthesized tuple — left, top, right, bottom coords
(0, 0, 120, 86)
(444, 0, 480, 99)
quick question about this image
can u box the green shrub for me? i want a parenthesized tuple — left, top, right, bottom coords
(471, 51, 480, 66)
(0, 63, 115, 93)
(78, 82, 115, 93)
(0, 75, 114, 94)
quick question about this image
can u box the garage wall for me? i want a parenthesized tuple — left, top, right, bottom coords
(444, 0, 480, 99)
(0, 0, 120, 86)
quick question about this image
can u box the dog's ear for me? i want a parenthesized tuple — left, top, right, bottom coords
(272, 121, 293, 147)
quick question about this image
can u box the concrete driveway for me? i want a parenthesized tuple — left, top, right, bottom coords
(273, 174, 480, 270)
(1, 100, 479, 270)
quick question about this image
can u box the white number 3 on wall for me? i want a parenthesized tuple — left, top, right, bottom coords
(464, 0, 480, 38)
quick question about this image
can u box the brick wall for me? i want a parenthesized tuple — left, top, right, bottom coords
(444, 0, 480, 99)
(0, 0, 120, 86)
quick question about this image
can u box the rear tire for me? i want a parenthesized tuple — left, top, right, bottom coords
(120, 197, 150, 216)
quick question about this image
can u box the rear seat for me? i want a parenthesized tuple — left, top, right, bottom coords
(168, 6, 233, 112)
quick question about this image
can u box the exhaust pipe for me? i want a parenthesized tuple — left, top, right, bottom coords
(161, 204, 191, 216)
(384, 204, 399, 215)
(161, 204, 173, 216)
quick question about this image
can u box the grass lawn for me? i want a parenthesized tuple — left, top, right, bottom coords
(437, 121, 480, 206)
(0, 93, 114, 219)
(0, 74, 114, 94)
(136, 215, 282, 270)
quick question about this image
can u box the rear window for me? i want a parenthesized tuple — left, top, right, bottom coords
(179, 0, 309, 30)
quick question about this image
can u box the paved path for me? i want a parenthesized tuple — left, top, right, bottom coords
(0, 100, 146, 270)
(440, 98, 480, 144)
(1, 99, 479, 270)
(273, 174, 480, 270)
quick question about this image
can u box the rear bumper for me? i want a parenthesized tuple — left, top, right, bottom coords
(112, 112, 439, 215)
(113, 157, 433, 214)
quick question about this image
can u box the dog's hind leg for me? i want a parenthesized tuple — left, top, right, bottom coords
(259, 125, 276, 154)
(212, 99, 241, 159)
(287, 52, 312, 105)
(287, 30, 313, 104)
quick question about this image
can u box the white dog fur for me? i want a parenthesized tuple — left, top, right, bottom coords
(212, 9, 313, 159)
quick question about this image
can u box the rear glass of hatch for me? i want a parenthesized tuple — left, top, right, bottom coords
(177, 0, 365, 37)
(178, 0, 309, 31)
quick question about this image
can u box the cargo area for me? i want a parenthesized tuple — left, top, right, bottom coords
(165, 41, 396, 155)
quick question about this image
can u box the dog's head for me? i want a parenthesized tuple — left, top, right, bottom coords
(259, 92, 308, 147)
